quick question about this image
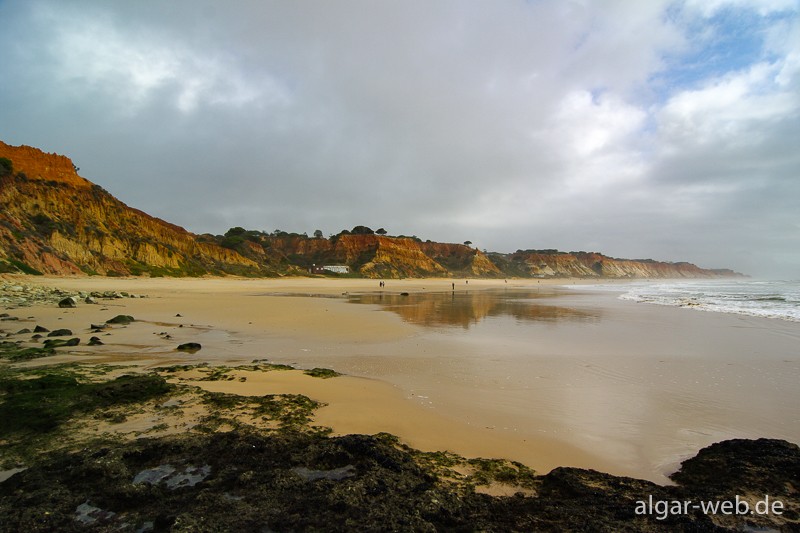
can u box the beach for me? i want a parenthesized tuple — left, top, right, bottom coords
(3, 275, 799, 484)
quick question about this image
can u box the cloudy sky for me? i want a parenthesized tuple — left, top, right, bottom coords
(1, 0, 798, 277)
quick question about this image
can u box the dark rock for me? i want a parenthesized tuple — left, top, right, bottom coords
(84, 297, 97, 304)
(34, 325, 49, 333)
(15, 328, 32, 335)
(47, 329, 73, 337)
(176, 342, 202, 353)
(43, 337, 80, 349)
(58, 297, 78, 308)
(105, 315, 134, 325)
(90, 324, 108, 330)
(88, 337, 104, 346)
(0, 316, 19, 321)
(1, 434, 795, 532)
(671, 438, 800, 496)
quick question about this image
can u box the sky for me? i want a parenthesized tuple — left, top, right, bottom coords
(1, 0, 798, 278)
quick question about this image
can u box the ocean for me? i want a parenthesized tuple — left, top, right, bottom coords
(570, 279, 800, 322)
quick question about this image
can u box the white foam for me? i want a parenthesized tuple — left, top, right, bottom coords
(606, 280, 800, 322)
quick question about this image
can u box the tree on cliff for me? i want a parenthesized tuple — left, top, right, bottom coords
(376, 228, 387, 236)
(313, 229, 323, 239)
(351, 226, 374, 235)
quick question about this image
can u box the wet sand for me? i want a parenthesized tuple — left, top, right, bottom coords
(3, 275, 799, 483)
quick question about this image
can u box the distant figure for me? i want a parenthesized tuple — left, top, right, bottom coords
(452, 282, 455, 291)
(465, 280, 468, 285)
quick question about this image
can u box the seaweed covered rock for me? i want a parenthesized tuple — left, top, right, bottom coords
(0, 434, 797, 532)
(176, 342, 201, 353)
(671, 438, 800, 496)
(46, 329, 72, 337)
(105, 315, 134, 325)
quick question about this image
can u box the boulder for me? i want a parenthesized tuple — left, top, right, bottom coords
(105, 315, 135, 325)
(46, 329, 73, 337)
(58, 297, 78, 308)
(176, 342, 202, 353)
(44, 337, 80, 348)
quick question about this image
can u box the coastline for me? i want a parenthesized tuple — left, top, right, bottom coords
(0, 276, 614, 476)
(2, 274, 798, 484)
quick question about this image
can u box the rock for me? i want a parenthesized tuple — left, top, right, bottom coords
(33, 325, 49, 333)
(90, 323, 108, 330)
(74, 500, 116, 526)
(2, 434, 796, 532)
(88, 336, 104, 346)
(84, 297, 98, 304)
(671, 438, 800, 496)
(46, 329, 73, 337)
(176, 342, 202, 353)
(132, 464, 211, 489)
(58, 297, 78, 308)
(0, 316, 19, 321)
(105, 315, 134, 325)
(43, 337, 80, 348)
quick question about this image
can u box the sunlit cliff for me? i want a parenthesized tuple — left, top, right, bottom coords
(0, 141, 742, 279)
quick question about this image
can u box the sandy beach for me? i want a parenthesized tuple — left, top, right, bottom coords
(3, 275, 799, 483)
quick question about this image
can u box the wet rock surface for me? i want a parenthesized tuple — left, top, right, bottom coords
(0, 432, 797, 532)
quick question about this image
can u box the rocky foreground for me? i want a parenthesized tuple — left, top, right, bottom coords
(0, 431, 798, 532)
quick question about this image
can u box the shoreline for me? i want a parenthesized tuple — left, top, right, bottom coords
(2, 274, 798, 484)
(0, 275, 616, 477)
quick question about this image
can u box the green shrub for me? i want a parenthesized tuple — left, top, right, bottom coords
(0, 158, 12, 176)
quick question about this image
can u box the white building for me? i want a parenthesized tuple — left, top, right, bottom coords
(309, 264, 350, 275)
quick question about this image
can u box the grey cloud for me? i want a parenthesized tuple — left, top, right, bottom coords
(0, 0, 798, 277)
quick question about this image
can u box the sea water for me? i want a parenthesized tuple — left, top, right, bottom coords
(572, 279, 800, 322)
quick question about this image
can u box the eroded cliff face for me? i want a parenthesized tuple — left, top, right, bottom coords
(419, 242, 502, 277)
(263, 234, 452, 278)
(505, 251, 736, 279)
(0, 141, 743, 279)
(0, 142, 260, 276)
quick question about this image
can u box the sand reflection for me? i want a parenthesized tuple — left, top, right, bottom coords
(348, 290, 598, 329)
